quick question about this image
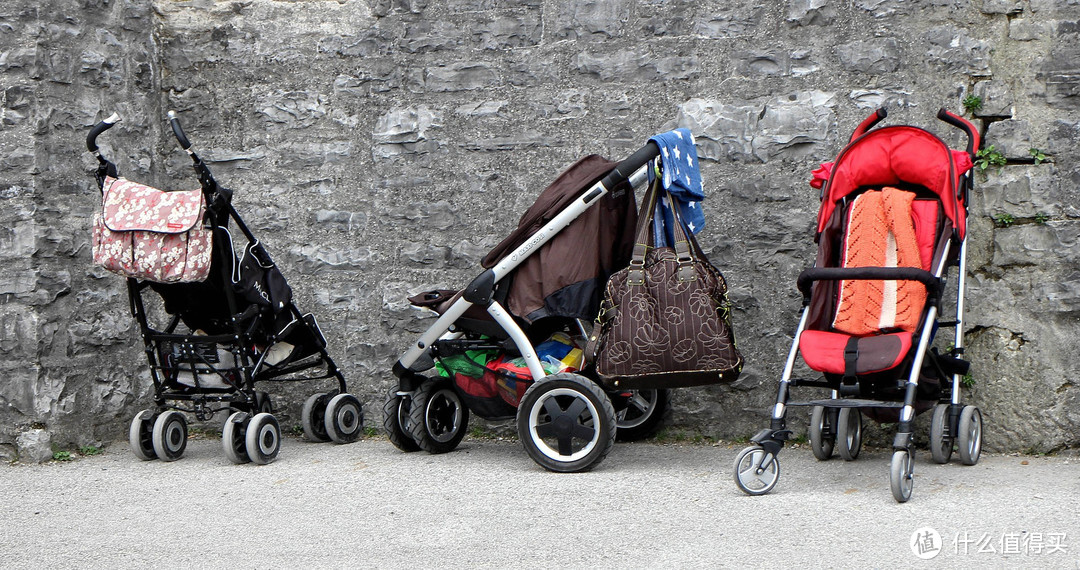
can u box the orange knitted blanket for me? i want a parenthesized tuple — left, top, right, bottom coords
(832, 187, 926, 335)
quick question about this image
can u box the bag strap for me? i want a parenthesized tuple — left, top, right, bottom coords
(663, 189, 701, 283)
(627, 171, 663, 286)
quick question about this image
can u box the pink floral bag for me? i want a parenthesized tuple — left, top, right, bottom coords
(91, 176, 214, 283)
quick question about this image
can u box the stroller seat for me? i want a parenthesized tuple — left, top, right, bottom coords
(799, 186, 943, 378)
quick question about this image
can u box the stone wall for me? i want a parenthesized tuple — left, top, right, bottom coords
(2, 0, 1078, 459)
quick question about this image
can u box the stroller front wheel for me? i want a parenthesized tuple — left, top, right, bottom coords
(733, 445, 780, 496)
(245, 412, 281, 465)
(383, 389, 421, 452)
(957, 405, 982, 466)
(889, 449, 915, 503)
(222, 411, 252, 464)
(408, 378, 469, 454)
(301, 393, 332, 443)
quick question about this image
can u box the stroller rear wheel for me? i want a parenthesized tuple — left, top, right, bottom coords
(129, 409, 158, 461)
(246, 412, 281, 465)
(222, 411, 252, 464)
(957, 405, 982, 466)
(890, 449, 915, 503)
(302, 393, 332, 442)
(615, 389, 671, 442)
(324, 393, 364, 444)
(151, 410, 188, 462)
(383, 389, 420, 452)
(733, 445, 781, 496)
(517, 373, 616, 473)
(408, 378, 469, 454)
(809, 405, 835, 461)
(929, 403, 953, 464)
(836, 408, 862, 461)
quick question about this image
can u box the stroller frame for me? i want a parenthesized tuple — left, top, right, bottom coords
(734, 108, 983, 502)
(389, 143, 664, 472)
(87, 112, 361, 464)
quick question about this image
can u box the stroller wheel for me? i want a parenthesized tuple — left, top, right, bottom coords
(889, 449, 915, 503)
(517, 373, 616, 473)
(733, 445, 780, 496)
(615, 389, 671, 442)
(324, 393, 364, 444)
(128, 409, 158, 461)
(222, 411, 252, 464)
(408, 379, 469, 454)
(929, 403, 953, 464)
(151, 410, 188, 462)
(301, 393, 332, 443)
(956, 405, 982, 466)
(836, 408, 862, 461)
(245, 412, 281, 465)
(256, 392, 273, 414)
(383, 389, 420, 452)
(809, 405, 835, 461)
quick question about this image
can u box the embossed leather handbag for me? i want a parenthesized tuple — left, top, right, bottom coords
(91, 176, 214, 283)
(591, 176, 742, 389)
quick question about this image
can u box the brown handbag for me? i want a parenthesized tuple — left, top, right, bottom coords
(591, 176, 743, 389)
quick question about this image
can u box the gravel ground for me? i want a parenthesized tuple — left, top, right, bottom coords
(2, 435, 1079, 568)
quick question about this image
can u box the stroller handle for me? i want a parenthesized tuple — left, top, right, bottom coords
(599, 141, 661, 192)
(936, 108, 980, 157)
(167, 111, 193, 151)
(849, 108, 888, 143)
(86, 113, 121, 153)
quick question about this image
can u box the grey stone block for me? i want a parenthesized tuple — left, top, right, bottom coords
(16, 429, 52, 463)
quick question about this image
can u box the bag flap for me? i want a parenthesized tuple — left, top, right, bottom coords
(101, 176, 205, 233)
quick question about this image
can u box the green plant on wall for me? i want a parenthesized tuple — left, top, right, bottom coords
(962, 95, 983, 114)
(975, 145, 1007, 171)
(1035, 213, 1051, 225)
(1029, 148, 1048, 165)
(993, 213, 1015, 227)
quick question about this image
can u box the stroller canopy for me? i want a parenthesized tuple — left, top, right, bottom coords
(814, 126, 974, 240)
(481, 155, 637, 324)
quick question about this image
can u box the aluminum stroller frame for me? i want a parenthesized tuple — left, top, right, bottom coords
(387, 142, 666, 473)
(733, 108, 983, 502)
(86, 112, 362, 465)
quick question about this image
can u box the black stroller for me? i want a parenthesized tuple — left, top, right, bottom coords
(733, 108, 983, 502)
(384, 141, 717, 473)
(86, 112, 362, 464)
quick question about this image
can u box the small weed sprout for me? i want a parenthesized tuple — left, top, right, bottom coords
(52, 450, 73, 462)
(961, 373, 975, 388)
(975, 146, 1007, 171)
(962, 95, 983, 114)
(1029, 148, 1048, 165)
(993, 213, 1015, 227)
(79, 445, 102, 456)
(1035, 213, 1051, 225)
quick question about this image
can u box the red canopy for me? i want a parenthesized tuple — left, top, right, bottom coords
(813, 126, 973, 239)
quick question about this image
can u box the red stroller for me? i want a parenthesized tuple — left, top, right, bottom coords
(733, 108, 983, 502)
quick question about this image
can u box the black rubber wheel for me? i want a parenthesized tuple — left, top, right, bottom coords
(245, 412, 281, 465)
(890, 449, 914, 503)
(301, 393, 332, 442)
(151, 410, 188, 462)
(615, 389, 671, 442)
(222, 411, 252, 464)
(408, 378, 469, 454)
(733, 445, 781, 496)
(957, 405, 982, 466)
(836, 407, 862, 461)
(383, 388, 420, 452)
(128, 409, 158, 461)
(929, 403, 953, 464)
(517, 373, 616, 473)
(809, 405, 835, 461)
(324, 393, 364, 444)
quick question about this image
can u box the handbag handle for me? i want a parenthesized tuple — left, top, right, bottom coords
(627, 167, 699, 285)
